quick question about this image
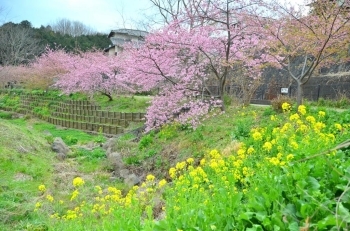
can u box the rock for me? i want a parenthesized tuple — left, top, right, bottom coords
(119, 169, 130, 178)
(42, 130, 52, 136)
(103, 138, 117, 154)
(81, 141, 96, 150)
(105, 150, 142, 188)
(124, 173, 141, 187)
(107, 152, 124, 169)
(51, 137, 70, 160)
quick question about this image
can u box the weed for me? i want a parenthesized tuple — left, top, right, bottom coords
(0, 111, 12, 119)
(124, 155, 142, 165)
(94, 127, 106, 144)
(65, 135, 78, 145)
(139, 133, 154, 150)
(73, 147, 106, 160)
(231, 118, 253, 140)
(158, 124, 178, 140)
(190, 129, 204, 143)
(271, 95, 294, 112)
(33, 106, 51, 117)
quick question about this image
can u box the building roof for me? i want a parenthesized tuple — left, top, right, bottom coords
(103, 44, 115, 52)
(107, 29, 148, 38)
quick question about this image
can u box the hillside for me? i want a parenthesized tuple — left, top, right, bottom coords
(0, 100, 350, 230)
(0, 119, 56, 230)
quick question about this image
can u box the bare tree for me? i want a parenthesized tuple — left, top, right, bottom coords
(252, 0, 350, 105)
(51, 18, 94, 36)
(0, 23, 42, 66)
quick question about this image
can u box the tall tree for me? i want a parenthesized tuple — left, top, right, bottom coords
(253, 0, 350, 105)
(0, 22, 42, 66)
(36, 49, 132, 100)
(121, 0, 275, 131)
(50, 18, 94, 36)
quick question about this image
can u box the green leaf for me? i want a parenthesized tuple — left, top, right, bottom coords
(152, 220, 169, 231)
(255, 211, 267, 221)
(337, 203, 350, 219)
(271, 213, 285, 229)
(238, 212, 254, 221)
(288, 221, 299, 231)
(317, 215, 337, 229)
(306, 176, 320, 190)
(246, 225, 264, 231)
(283, 204, 296, 217)
(300, 203, 313, 217)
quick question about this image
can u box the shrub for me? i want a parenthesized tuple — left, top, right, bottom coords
(0, 111, 12, 119)
(138, 133, 154, 150)
(271, 95, 294, 112)
(231, 118, 253, 140)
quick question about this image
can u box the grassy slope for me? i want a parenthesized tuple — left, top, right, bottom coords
(1, 91, 350, 230)
(117, 106, 262, 178)
(0, 119, 56, 230)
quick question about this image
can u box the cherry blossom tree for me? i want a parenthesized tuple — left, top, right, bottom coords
(253, 0, 350, 105)
(27, 48, 70, 90)
(53, 50, 132, 101)
(121, 0, 276, 131)
(31, 48, 131, 100)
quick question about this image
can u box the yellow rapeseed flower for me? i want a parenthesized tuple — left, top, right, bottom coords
(335, 123, 342, 130)
(270, 115, 277, 121)
(46, 194, 54, 202)
(282, 102, 291, 112)
(268, 157, 280, 166)
(298, 105, 307, 115)
(281, 123, 292, 133)
(72, 177, 85, 187)
(297, 124, 308, 133)
(158, 179, 167, 188)
(169, 167, 177, 179)
(263, 142, 273, 151)
(289, 141, 299, 150)
(314, 122, 326, 131)
(209, 149, 221, 159)
(306, 116, 316, 124)
(70, 190, 79, 201)
(318, 111, 326, 117)
(186, 158, 194, 164)
(209, 160, 219, 169)
(252, 131, 262, 141)
(247, 147, 255, 154)
(146, 174, 155, 181)
(35, 202, 41, 209)
(289, 113, 300, 121)
(175, 161, 186, 170)
(38, 184, 46, 192)
(287, 154, 294, 161)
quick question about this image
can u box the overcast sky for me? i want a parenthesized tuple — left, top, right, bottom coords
(1, 0, 154, 33)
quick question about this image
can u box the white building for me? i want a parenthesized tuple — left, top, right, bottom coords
(104, 29, 148, 56)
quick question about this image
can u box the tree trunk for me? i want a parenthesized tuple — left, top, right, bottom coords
(296, 80, 303, 106)
(219, 82, 226, 111)
(101, 92, 113, 101)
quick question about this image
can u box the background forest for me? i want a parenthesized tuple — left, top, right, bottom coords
(0, 18, 111, 66)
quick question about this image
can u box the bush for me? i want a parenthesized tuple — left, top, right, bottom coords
(138, 133, 154, 150)
(0, 111, 12, 119)
(271, 95, 294, 112)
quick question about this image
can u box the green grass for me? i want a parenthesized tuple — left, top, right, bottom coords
(1, 89, 350, 230)
(30, 121, 103, 145)
(0, 120, 55, 230)
(92, 94, 151, 112)
(0, 117, 115, 230)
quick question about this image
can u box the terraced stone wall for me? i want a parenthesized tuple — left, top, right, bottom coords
(0, 92, 145, 135)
